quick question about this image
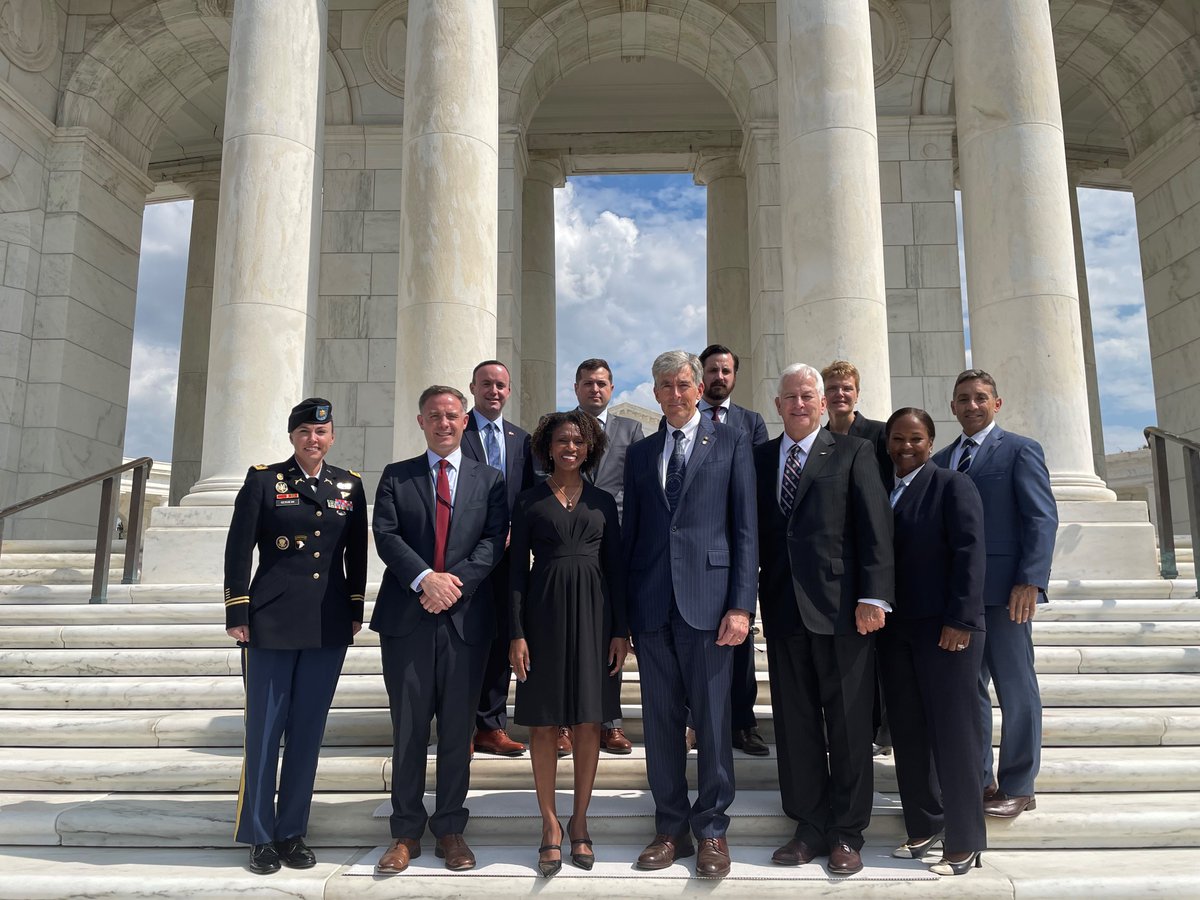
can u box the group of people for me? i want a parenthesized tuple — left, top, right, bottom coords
(223, 348, 1057, 880)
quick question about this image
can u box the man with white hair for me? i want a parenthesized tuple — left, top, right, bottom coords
(753, 363, 894, 876)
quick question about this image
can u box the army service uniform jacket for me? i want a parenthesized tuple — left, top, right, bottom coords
(224, 458, 368, 649)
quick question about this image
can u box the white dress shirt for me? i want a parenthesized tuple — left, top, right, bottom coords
(951, 420, 998, 470)
(472, 408, 506, 473)
(659, 410, 702, 488)
(411, 447, 464, 592)
(699, 399, 731, 424)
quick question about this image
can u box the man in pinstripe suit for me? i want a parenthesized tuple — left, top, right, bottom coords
(622, 350, 758, 879)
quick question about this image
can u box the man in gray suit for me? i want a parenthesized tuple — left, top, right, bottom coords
(573, 357, 644, 754)
(698, 344, 770, 757)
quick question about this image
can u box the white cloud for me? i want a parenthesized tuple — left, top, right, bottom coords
(554, 177, 707, 411)
(1102, 424, 1149, 453)
(139, 200, 193, 258)
(125, 340, 180, 461)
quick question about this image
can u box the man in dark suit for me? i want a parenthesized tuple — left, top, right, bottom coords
(370, 385, 508, 875)
(461, 360, 535, 757)
(754, 363, 894, 876)
(697, 343, 770, 757)
(932, 368, 1057, 820)
(573, 357, 644, 755)
(623, 350, 757, 880)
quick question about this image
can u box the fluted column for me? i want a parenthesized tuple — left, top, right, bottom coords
(169, 174, 220, 506)
(952, 0, 1112, 499)
(184, 0, 326, 505)
(695, 154, 752, 400)
(392, 0, 498, 458)
(776, 0, 891, 419)
(1068, 169, 1107, 481)
(519, 155, 562, 432)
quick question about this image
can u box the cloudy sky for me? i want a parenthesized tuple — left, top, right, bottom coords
(126, 176, 1155, 460)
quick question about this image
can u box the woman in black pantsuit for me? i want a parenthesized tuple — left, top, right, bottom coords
(509, 411, 628, 877)
(877, 408, 988, 876)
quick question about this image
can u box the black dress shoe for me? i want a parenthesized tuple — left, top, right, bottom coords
(274, 836, 316, 869)
(248, 843, 281, 874)
(732, 728, 769, 756)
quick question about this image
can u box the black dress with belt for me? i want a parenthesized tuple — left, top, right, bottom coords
(510, 481, 626, 725)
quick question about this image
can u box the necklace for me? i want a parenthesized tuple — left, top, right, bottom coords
(547, 476, 582, 511)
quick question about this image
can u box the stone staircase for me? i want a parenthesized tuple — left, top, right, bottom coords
(1, 539, 1199, 897)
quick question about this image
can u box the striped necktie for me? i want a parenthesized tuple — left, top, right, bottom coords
(665, 430, 687, 512)
(957, 437, 976, 473)
(780, 444, 803, 517)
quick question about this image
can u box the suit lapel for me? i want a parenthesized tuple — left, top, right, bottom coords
(409, 455, 435, 522)
(449, 457, 478, 542)
(969, 427, 1004, 477)
(759, 437, 784, 518)
(504, 427, 522, 482)
(462, 416, 484, 463)
(678, 416, 715, 503)
(895, 463, 933, 516)
(644, 430, 671, 511)
(788, 429, 834, 516)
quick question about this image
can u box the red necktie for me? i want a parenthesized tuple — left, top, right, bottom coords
(434, 460, 451, 572)
(710, 406, 721, 423)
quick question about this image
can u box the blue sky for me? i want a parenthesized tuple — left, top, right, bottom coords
(126, 175, 1154, 460)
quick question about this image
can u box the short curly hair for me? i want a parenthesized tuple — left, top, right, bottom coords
(531, 410, 607, 475)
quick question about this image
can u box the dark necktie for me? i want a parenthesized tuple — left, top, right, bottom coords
(957, 437, 976, 473)
(710, 406, 721, 423)
(306, 476, 319, 493)
(665, 429, 686, 512)
(434, 460, 451, 571)
(483, 422, 502, 471)
(780, 444, 803, 517)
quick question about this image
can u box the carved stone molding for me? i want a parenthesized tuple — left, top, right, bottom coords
(869, 0, 909, 88)
(197, 0, 233, 16)
(363, 0, 408, 98)
(0, 0, 58, 73)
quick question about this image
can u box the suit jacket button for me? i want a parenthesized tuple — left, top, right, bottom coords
(313, 551, 320, 559)
(312, 573, 320, 579)
(316, 511, 322, 517)
(314, 530, 321, 537)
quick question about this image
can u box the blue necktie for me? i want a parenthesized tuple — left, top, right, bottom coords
(780, 444, 802, 517)
(890, 481, 906, 508)
(665, 429, 686, 512)
(484, 422, 502, 471)
(957, 437, 976, 473)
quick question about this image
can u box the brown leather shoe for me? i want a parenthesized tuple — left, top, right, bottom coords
(984, 792, 1036, 818)
(828, 841, 863, 875)
(635, 833, 695, 870)
(473, 728, 526, 756)
(375, 837, 420, 874)
(983, 782, 1000, 802)
(772, 838, 823, 866)
(600, 726, 633, 754)
(435, 833, 476, 870)
(557, 726, 573, 757)
(695, 836, 731, 879)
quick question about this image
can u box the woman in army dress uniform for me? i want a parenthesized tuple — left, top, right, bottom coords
(224, 398, 368, 874)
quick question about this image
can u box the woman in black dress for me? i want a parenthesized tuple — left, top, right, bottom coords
(509, 410, 628, 877)
(878, 408, 988, 876)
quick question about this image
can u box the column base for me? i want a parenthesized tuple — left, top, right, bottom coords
(1051, 471, 1118, 503)
(1051, 500, 1160, 582)
(179, 475, 247, 507)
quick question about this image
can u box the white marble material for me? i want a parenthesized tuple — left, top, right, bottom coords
(776, 0, 891, 419)
(391, 0, 498, 459)
(951, 0, 1111, 502)
(519, 156, 562, 432)
(185, 0, 328, 505)
(169, 175, 221, 507)
(1067, 171, 1107, 481)
(696, 154, 752, 397)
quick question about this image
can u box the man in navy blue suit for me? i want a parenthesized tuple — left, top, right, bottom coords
(461, 360, 535, 758)
(623, 349, 758, 879)
(697, 344, 769, 757)
(932, 368, 1057, 820)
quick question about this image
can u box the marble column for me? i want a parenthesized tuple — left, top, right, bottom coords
(952, 0, 1112, 500)
(169, 175, 220, 506)
(695, 154, 752, 402)
(520, 156, 562, 432)
(184, 0, 327, 505)
(776, 0, 891, 420)
(1067, 170, 1107, 481)
(392, 0, 498, 459)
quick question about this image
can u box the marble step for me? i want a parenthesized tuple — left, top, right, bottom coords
(3, 671, 1197, 710)
(3, 789, 1197, 850)
(2, 845, 1198, 900)
(0, 567, 124, 585)
(0, 553, 128, 569)
(2, 706, 1195, 749)
(0, 745, 1195, 794)
(4, 643, 1197, 678)
(5, 617, 1200, 650)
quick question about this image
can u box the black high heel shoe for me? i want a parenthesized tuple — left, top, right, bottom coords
(537, 818, 564, 878)
(891, 831, 944, 859)
(567, 815, 594, 870)
(929, 850, 982, 876)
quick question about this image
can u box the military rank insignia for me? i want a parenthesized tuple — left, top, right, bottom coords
(276, 536, 290, 550)
(328, 498, 353, 514)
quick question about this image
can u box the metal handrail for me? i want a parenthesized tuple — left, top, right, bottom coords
(0, 457, 154, 603)
(1144, 427, 1200, 594)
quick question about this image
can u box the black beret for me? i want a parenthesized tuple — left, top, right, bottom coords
(288, 398, 333, 432)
